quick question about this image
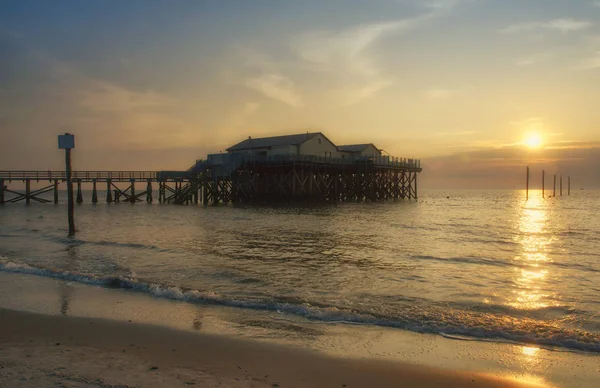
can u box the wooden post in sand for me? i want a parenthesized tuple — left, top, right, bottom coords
(553, 175, 556, 197)
(58, 133, 75, 236)
(568, 176, 571, 196)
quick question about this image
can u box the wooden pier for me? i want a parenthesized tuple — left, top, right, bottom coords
(0, 156, 421, 205)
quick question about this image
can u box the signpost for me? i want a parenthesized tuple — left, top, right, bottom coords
(58, 133, 75, 236)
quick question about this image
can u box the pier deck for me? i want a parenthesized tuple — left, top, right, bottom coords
(0, 155, 421, 205)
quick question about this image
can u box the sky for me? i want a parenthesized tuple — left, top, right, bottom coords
(1, 0, 599, 189)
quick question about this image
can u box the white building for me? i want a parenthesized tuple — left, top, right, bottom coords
(225, 132, 381, 159)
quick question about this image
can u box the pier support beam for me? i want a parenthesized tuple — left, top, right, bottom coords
(91, 179, 98, 203)
(25, 179, 31, 205)
(130, 179, 136, 203)
(146, 180, 153, 203)
(53, 180, 59, 204)
(553, 175, 556, 197)
(0, 179, 4, 205)
(106, 180, 113, 203)
(76, 180, 83, 203)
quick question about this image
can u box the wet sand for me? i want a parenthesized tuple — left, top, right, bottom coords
(0, 308, 541, 388)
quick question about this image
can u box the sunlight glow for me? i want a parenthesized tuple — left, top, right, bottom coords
(523, 133, 543, 149)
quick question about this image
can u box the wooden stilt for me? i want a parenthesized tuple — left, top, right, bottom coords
(106, 180, 113, 203)
(414, 171, 418, 200)
(130, 179, 136, 203)
(146, 180, 153, 203)
(553, 175, 556, 197)
(91, 179, 98, 203)
(542, 170, 545, 198)
(0, 179, 5, 205)
(560, 175, 563, 196)
(568, 176, 571, 196)
(25, 179, 31, 205)
(76, 180, 83, 203)
(53, 180, 59, 204)
(526, 166, 529, 201)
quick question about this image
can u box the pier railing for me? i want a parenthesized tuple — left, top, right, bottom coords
(206, 153, 421, 169)
(0, 171, 160, 181)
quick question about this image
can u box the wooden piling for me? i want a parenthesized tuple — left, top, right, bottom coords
(25, 179, 31, 205)
(560, 175, 563, 196)
(414, 171, 418, 200)
(146, 180, 153, 203)
(553, 175, 556, 197)
(65, 147, 75, 236)
(76, 180, 83, 203)
(568, 176, 571, 196)
(53, 180, 59, 204)
(0, 179, 4, 205)
(130, 179, 136, 203)
(91, 179, 98, 203)
(542, 170, 545, 198)
(106, 180, 113, 203)
(525, 166, 529, 200)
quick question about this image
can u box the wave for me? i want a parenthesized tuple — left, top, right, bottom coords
(411, 255, 513, 268)
(1, 260, 599, 353)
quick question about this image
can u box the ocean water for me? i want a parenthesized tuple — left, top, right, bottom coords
(1, 190, 599, 353)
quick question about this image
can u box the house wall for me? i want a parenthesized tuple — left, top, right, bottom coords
(361, 144, 381, 156)
(267, 145, 297, 156)
(299, 133, 339, 157)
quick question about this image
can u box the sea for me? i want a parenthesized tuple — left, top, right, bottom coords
(1, 189, 599, 356)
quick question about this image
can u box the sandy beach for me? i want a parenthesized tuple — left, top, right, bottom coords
(1, 307, 545, 388)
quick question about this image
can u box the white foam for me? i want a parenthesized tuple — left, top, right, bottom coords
(1, 259, 599, 353)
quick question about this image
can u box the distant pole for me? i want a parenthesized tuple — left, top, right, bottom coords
(59, 133, 76, 236)
(553, 175, 556, 197)
(526, 166, 529, 200)
(542, 170, 545, 198)
(568, 176, 571, 196)
(560, 175, 563, 196)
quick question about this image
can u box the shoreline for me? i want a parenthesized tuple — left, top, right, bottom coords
(1, 308, 538, 388)
(0, 272, 598, 387)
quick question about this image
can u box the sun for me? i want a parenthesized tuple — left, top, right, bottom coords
(523, 133, 543, 149)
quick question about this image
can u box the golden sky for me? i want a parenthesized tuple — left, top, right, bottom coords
(1, 0, 599, 188)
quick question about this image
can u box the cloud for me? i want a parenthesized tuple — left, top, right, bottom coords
(500, 19, 592, 34)
(245, 74, 302, 107)
(423, 87, 467, 99)
(514, 52, 554, 67)
(79, 83, 175, 112)
(293, 3, 466, 105)
(576, 51, 600, 70)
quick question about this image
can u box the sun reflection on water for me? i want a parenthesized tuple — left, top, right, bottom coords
(508, 193, 557, 311)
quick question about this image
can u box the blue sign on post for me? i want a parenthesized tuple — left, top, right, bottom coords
(58, 133, 75, 149)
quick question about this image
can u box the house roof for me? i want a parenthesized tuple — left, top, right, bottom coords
(338, 144, 377, 153)
(227, 132, 321, 151)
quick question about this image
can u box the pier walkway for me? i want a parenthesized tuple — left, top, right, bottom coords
(1, 154, 421, 205)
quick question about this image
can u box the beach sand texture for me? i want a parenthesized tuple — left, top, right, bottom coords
(0, 308, 540, 388)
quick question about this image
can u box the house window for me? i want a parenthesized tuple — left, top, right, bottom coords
(318, 138, 322, 144)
